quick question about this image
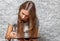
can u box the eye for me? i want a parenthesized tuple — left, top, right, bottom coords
(22, 12, 29, 17)
(22, 12, 24, 15)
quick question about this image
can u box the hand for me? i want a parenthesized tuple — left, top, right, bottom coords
(5, 34, 11, 39)
(10, 32, 17, 38)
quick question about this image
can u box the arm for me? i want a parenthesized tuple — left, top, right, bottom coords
(34, 19, 39, 37)
(5, 23, 13, 39)
(33, 26, 38, 41)
(34, 27, 38, 37)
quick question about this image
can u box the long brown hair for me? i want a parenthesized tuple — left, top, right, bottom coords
(17, 1, 38, 38)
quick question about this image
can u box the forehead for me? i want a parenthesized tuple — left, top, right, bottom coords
(21, 9, 29, 15)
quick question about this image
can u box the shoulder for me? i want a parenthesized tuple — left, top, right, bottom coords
(8, 15, 18, 26)
(36, 18, 39, 27)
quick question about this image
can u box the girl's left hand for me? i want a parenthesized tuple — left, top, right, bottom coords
(10, 32, 17, 38)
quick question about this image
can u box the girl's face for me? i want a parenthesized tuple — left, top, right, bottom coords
(20, 9, 29, 21)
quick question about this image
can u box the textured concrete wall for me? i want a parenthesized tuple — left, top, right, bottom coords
(0, 0, 60, 41)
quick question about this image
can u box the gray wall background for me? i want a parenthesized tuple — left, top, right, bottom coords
(0, 0, 60, 41)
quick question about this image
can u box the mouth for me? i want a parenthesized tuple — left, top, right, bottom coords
(22, 20, 27, 23)
(22, 18, 29, 23)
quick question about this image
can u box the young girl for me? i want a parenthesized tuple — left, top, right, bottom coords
(5, 1, 39, 41)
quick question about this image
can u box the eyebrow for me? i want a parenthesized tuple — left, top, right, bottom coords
(22, 12, 29, 16)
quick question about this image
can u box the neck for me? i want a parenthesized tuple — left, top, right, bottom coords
(22, 19, 29, 23)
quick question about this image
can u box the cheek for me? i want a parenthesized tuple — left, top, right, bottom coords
(22, 15, 25, 18)
(20, 14, 23, 18)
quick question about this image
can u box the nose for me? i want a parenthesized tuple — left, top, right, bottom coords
(22, 15, 25, 19)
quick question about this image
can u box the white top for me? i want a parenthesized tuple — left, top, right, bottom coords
(8, 16, 39, 37)
(24, 22, 28, 32)
(23, 22, 29, 38)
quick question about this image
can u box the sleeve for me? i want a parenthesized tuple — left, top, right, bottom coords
(36, 18, 39, 28)
(8, 15, 18, 25)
